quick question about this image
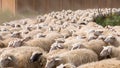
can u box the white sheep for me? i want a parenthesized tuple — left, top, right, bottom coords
(49, 38, 65, 52)
(11, 31, 22, 38)
(78, 58, 120, 68)
(71, 39, 107, 60)
(100, 46, 120, 59)
(8, 39, 24, 48)
(24, 32, 63, 52)
(1, 38, 20, 48)
(104, 35, 120, 47)
(45, 49, 98, 68)
(56, 63, 76, 68)
(0, 46, 46, 68)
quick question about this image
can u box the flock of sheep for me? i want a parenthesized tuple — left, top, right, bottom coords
(0, 8, 120, 68)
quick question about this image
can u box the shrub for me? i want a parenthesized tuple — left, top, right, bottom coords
(95, 13, 120, 27)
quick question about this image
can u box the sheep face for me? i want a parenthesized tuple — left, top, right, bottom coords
(30, 52, 46, 68)
(36, 33, 46, 38)
(30, 52, 43, 63)
(55, 38, 65, 43)
(98, 35, 106, 40)
(88, 34, 97, 41)
(94, 31, 103, 36)
(100, 46, 112, 58)
(49, 43, 64, 52)
(11, 32, 21, 38)
(23, 36, 32, 42)
(104, 36, 116, 44)
(0, 55, 15, 68)
(8, 39, 23, 48)
(45, 56, 61, 68)
(71, 43, 85, 50)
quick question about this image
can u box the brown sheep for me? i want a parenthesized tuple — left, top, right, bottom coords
(0, 46, 46, 68)
(71, 39, 107, 60)
(1, 38, 20, 48)
(78, 58, 120, 68)
(24, 32, 63, 52)
(45, 49, 98, 68)
(49, 38, 65, 52)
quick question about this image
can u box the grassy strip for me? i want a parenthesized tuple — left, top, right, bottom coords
(95, 13, 120, 27)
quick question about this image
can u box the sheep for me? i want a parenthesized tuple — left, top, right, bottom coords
(0, 31, 11, 38)
(97, 35, 106, 40)
(1, 38, 20, 48)
(78, 58, 120, 68)
(37, 15, 46, 23)
(71, 39, 107, 60)
(54, 37, 88, 50)
(56, 63, 76, 68)
(46, 49, 68, 58)
(104, 35, 120, 47)
(49, 38, 65, 52)
(100, 46, 120, 59)
(11, 31, 22, 38)
(49, 41, 64, 52)
(60, 29, 72, 38)
(23, 32, 63, 52)
(25, 30, 43, 38)
(8, 39, 24, 48)
(45, 49, 98, 68)
(44, 49, 69, 66)
(71, 42, 86, 50)
(34, 33, 46, 39)
(22, 36, 32, 42)
(0, 46, 46, 68)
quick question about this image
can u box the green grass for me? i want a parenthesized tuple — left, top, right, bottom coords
(95, 13, 120, 27)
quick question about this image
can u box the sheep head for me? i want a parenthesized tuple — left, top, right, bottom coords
(49, 43, 64, 52)
(104, 35, 116, 44)
(94, 30, 103, 36)
(22, 36, 32, 42)
(30, 52, 43, 63)
(100, 46, 112, 58)
(55, 38, 65, 43)
(11, 32, 21, 38)
(71, 43, 85, 50)
(98, 35, 106, 40)
(0, 55, 15, 68)
(8, 39, 24, 48)
(36, 33, 46, 38)
(88, 34, 97, 41)
(45, 56, 61, 68)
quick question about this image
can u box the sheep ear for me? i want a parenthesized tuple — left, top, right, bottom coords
(30, 52, 43, 62)
(55, 56, 61, 61)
